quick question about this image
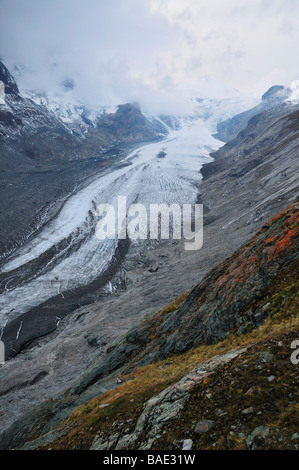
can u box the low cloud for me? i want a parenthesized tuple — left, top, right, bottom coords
(0, 0, 299, 113)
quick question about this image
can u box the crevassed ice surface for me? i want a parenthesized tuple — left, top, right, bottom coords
(0, 97, 258, 326)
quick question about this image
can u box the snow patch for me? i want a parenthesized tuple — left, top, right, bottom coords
(0, 81, 5, 105)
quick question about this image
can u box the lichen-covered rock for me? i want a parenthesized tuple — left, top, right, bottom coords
(106, 348, 246, 450)
(246, 426, 270, 450)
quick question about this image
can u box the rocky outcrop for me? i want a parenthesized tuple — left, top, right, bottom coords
(0, 63, 81, 171)
(0, 62, 298, 450)
(151, 202, 298, 353)
(0, 84, 297, 446)
(90, 348, 247, 450)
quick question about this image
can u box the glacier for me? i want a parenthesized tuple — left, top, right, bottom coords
(0, 95, 259, 327)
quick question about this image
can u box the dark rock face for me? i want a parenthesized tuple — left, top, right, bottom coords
(0, 61, 166, 172)
(60, 78, 75, 91)
(0, 202, 297, 450)
(0, 95, 81, 169)
(0, 108, 21, 127)
(0, 61, 19, 95)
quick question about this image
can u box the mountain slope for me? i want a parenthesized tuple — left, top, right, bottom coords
(0, 60, 167, 257)
(0, 200, 297, 450)
(69, 201, 299, 395)
(214, 85, 291, 142)
(0, 60, 167, 171)
(0, 82, 298, 442)
(200, 101, 299, 253)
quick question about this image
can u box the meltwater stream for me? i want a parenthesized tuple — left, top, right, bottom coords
(0, 98, 253, 329)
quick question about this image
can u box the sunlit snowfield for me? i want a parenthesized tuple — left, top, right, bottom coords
(0, 97, 257, 326)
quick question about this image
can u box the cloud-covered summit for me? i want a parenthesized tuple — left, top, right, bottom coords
(0, 0, 298, 113)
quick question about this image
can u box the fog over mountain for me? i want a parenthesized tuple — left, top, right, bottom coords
(0, 0, 299, 453)
(1, 0, 299, 113)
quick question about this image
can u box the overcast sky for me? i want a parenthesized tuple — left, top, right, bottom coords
(0, 0, 299, 112)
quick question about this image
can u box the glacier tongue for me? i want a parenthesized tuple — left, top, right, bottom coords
(0, 97, 254, 325)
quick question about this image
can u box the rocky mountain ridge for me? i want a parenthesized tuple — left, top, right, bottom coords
(65, 201, 299, 396)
